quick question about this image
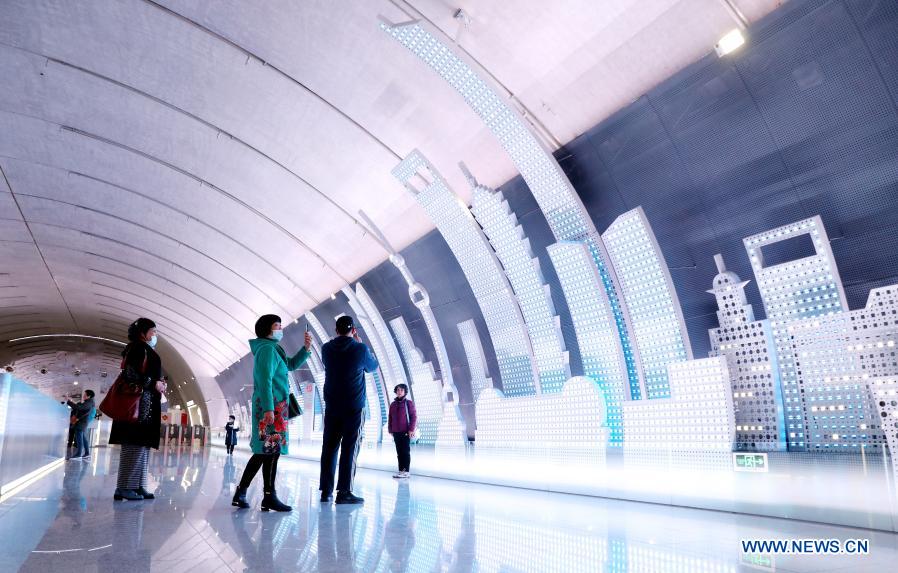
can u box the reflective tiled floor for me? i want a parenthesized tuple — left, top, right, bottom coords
(1, 446, 897, 572)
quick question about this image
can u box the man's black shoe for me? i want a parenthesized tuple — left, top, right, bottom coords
(335, 491, 364, 505)
(320, 492, 333, 502)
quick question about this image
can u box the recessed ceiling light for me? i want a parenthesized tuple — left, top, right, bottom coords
(73, 381, 79, 385)
(715, 29, 745, 57)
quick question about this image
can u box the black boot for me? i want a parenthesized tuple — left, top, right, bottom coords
(261, 489, 292, 512)
(232, 486, 249, 509)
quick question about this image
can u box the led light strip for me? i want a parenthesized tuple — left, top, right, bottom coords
(6, 333, 127, 345)
(393, 151, 538, 396)
(466, 166, 569, 394)
(389, 316, 444, 444)
(381, 18, 642, 397)
(457, 319, 492, 404)
(602, 207, 692, 399)
(547, 242, 629, 445)
(744, 216, 848, 451)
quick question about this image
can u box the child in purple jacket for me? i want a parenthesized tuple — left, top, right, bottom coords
(387, 384, 417, 478)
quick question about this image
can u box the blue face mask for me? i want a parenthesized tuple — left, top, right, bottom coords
(270, 329, 284, 342)
(148, 335, 158, 348)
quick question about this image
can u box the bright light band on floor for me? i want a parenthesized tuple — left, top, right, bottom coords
(602, 207, 692, 399)
(393, 150, 538, 396)
(467, 166, 569, 394)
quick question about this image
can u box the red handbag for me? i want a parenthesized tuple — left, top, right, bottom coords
(99, 350, 148, 422)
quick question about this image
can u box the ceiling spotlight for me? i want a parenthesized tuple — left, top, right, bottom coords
(74, 369, 81, 376)
(4, 366, 12, 373)
(40, 368, 48, 375)
(100, 371, 108, 378)
(73, 381, 79, 385)
(715, 29, 745, 57)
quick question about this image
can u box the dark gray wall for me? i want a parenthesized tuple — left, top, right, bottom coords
(218, 0, 898, 435)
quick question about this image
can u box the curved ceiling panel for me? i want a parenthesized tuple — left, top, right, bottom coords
(0, 0, 778, 406)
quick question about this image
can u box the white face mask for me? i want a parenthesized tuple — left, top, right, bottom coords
(270, 329, 284, 342)
(147, 335, 158, 348)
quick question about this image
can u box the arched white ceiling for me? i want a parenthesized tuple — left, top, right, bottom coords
(0, 0, 779, 401)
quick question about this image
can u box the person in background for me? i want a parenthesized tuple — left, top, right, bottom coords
(225, 415, 240, 455)
(319, 316, 379, 504)
(232, 314, 311, 512)
(387, 384, 416, 479)
(109, 318, 167, 501)
(67, 389, 96, 460)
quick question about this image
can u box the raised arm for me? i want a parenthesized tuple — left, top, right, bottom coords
(362, 345, 379, 373)
(285, 346, 310, 371)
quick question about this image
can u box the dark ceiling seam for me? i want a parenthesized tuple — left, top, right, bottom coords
(0, 106, 347, 293)
(89, 268, 252, 340)
(91, 292, 234, 363)
(91, 280, 244, 357)
(27, 222, 260, 317)
(0, 163, 80, 332)
(95, 301, 228, 370)
(16, 190, 295, 318)
(139, 0, 402, 162)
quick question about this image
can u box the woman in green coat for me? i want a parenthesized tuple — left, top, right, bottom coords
(232, 314, 311, 512)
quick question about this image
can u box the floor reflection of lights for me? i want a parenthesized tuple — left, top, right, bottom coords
(0, 446, 896, 572)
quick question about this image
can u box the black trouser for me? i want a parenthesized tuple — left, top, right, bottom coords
(237, 453, 280, 493)
(393, 433, 411, 472)
(319, 408, 363, 494)
(226, 443, 235, 455)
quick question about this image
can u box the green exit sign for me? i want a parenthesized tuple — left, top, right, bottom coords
(733, 452, 769, 473)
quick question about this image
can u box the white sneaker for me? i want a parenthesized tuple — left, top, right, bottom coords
(399, 471, 410, 479)
(392, 472, 404, 478)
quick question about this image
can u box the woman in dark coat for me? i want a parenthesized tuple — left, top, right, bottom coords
(225, 415, 240, 455)
(109, 318, 167, 501)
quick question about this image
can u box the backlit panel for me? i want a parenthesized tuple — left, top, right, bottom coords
(388, 316, 444, 445)
(547, 241, 629, 445)
(622, 357, 735, 454)
(707, 254, 786, 451)
(393, 151, 538, 396)
(474, 377, 607, 467)
(602, 207, 692, 399)
(468, 170, 569, 394)
(457, 319, 493, 405)
(871, 378, 898, 481)
(744, 216, 848, 450)
(382, 19, 640, 397)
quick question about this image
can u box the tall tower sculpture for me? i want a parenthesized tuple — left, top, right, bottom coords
(707, 254, 786, 451)
(744, 216, 848, 450)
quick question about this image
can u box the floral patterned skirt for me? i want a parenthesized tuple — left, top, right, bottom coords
(249, 398, 289, 455)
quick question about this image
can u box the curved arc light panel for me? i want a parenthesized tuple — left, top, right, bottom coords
(388, 316, 445, 445)
(744, 216, 848, 451)
(707, 255, 786, 452)
(465, 165, 570, 394)
(388, 252, 457, 396)
(474, 376, 608, 467)
(301, 312, 329, 441)
(392, 150, 539, 396)
(602, 207, 692, 399)
(457, 318, 493, 405)
(348, 282, 410, 392)
(381, 17, 643, 398)
(547, 241, 629, 445)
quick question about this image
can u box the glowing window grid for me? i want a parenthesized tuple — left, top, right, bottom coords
(744, 216, 848, 450)
(393, 151, 538, 396)
(871, 378, 898, 481)
(707, 255, 786, 452)
(469, 175, 569, 394)
(602, 207, 692, 399)
(457, 318, 493, 404)
(474, 377, 608, 467)
(621, 357, 735, 452)
(388, 316, 444, 445)
(382, 19, 641, 398)
(547, 241, 629, 445)
(302, 312, 329, 441)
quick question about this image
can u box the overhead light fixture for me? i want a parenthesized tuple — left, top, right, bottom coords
(330, 293, 337, 301)
(715, 29, 745, 57)
(73, 381, 79, 385)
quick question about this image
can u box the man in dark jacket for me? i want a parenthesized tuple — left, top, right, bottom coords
(319, 315, 378, 504)
(67, 389, 96, 460)
(224, 415, 240, 455)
